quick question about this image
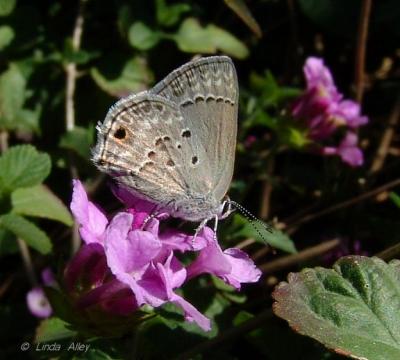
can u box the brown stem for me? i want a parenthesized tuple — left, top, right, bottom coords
(287, 178, 400, 230)
(259, 238, 340, 274)
(17, 238, 38, 286)
(174, 308, 273, 360)
(375, 242, 400, 262)
(259, 157, 275, 220)
(369, 97, 400, 174)
(354, 0, 372, 104)
(65, 0, 87, 132)
(65, 0, 87, 254)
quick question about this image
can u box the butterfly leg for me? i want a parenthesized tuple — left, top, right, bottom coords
(220, 198, 235, 219)
(191, 218, 209, 249)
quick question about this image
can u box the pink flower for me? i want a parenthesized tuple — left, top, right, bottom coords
(70, 179, 108, 244)
(64, 243, 138, 315)
(187, 227, 261, 289)
(65, 180, 260, 332)
(291, 57, 368, 166)
(26, 268, 55, 318)
(322, 132, 364, 167)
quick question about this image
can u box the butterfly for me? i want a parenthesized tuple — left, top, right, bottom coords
(92, 56, 238, 231)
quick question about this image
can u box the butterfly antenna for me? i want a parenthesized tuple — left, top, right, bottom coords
(229, 200, 274, 244)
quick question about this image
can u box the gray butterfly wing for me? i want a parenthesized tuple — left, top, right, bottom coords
(92, 92, 213, 207)
(150, 56, 238, 202)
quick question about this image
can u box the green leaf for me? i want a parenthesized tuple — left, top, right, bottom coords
(0, 213, 52, 254)
(11, 185, 73, 226)
(224, 0, 262, 37)
(59, 126, 93, 159)
(172, 18, 249, 59)
(0, 25, 14, 49)
(273, 256, 400, 360)
(128, 22, 161, 50)
(156, 0, 190, 27)
(35, 317, 76, 343)
(0, 145, 51, 194)
(389, 192, 400, 208)
(0, 0, 16, 16)
(0, 63, 26, 130)
(0, 227, 18, 256)
(62, 38, 100, 64)
(91, 56, 154, 97)
(231, 214, 296, 253)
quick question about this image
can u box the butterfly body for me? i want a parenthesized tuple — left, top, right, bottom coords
(92, 56, 238, 223)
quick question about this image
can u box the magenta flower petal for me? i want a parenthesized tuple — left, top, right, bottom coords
(304, 57, 337, 96)
(171, 294, 211, 331)
(188, 231, 261, 289)
(157, 253, 187, 297)
(27, 287, 52, 318)
(77, 279, 138, 315)
(104, 213, 161, 274)
(71, 179, 108, 244)
(64, 243, 108, 292)
(220, 248, 262, 289)
(332, 100, 369, 128)
(337, 132, 364, 167)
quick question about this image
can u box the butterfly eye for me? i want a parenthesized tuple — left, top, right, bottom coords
(114, 127, 126, 140)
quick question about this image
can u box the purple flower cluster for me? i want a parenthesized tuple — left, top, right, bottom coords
(292, 57, 368, 167)
(65, 180, 261, 331)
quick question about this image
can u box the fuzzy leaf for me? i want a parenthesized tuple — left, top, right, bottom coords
(0, 0, 16, 16)
(273, 256, 400, 360)
(173, 18, 249, 59)
(0, 213, 52, 254)
(35, 317, 76, 343)
(0, 63, 26, 130)
(128, 22, 161, 50)
(91, 56, 154, 98)
(0, 25, 14, 49)
(0, 145, 51, 194)
(11, 185, 73, 226)
(156, 0, 190, 27)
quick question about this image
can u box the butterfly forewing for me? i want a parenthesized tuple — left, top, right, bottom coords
(93, 92, 213, 206)
(151, 56, 238, 202)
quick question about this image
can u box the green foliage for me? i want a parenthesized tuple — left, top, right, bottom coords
(35, 317, 76, 343)
(0, 64, 26, 131)
(0, 25, 13, 49)
(0, 145, 51, 195)
(128, 22, 161, 50)
(59, 126, 94, 160)
(172, 18, 249, 59)
(0, 0, 16, 16)
(156, 0, 190, 27)
(90, 56, 154, 97)
(230, 214, 296, 253)
(389, 192, 400, 208)
(273, 256, 400, 359)
(0, 213, 52, 254)
(11, 185, 73, 226)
